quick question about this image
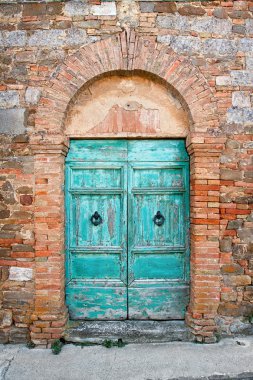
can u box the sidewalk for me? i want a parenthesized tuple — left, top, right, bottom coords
(1, 337, 253, 380)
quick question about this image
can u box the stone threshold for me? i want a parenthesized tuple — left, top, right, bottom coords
(63, 320, 194, 344)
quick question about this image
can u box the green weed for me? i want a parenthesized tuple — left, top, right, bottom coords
(51, 339, 64, 355)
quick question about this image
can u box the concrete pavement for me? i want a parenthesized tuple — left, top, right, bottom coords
(0, 337, 253, 380)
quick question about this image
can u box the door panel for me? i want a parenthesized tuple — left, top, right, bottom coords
(66, 287, 127, 320)
(131, 193, 185, 247)
(70, 194, 123, 247)
(65, 158, 127, 320)
(132, 253, 184, 280)
(128, 286, 189, 320)
(65, 140, 189, 320)
(128, 157, 189, 319)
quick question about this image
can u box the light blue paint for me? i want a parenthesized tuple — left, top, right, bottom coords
(65, 140, 190, 320)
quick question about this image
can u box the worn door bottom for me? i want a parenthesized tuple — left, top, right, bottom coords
(63, 320, 193, 344)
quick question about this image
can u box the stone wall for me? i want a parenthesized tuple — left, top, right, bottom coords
(0, 0, 252, 345)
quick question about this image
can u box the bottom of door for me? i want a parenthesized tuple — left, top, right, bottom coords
(66, 283, 189, 320)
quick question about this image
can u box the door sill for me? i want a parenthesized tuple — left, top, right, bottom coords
(64, 320, 193, 344)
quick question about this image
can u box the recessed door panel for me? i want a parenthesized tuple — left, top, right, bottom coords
(70, 194, 123, 247)
(65, 140, 189, 320)
(131, 193, 185, 248)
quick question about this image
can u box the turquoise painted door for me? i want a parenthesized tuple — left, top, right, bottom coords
(65, 140, 189, 320)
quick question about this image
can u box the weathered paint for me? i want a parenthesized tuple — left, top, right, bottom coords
(65, 76, 189, 138)
(65, 140, 189, 320)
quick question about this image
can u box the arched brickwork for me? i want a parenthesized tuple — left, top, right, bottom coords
(33, 30, 218, 144)
(30, 30, 224, 345)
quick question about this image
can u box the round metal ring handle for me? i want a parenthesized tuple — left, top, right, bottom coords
(90, 211, 103, 226)
(153, 211, 165, 227)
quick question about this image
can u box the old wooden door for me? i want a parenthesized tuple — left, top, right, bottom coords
(65, 140, 189, 320)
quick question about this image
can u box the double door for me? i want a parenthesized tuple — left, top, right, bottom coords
(65, 140, 189, 320)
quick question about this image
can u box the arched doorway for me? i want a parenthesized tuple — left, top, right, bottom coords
(64, 74, 190, 322)
(31, 31, 222, 344)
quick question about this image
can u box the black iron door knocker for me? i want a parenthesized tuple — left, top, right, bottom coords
(153, 211, 165, 226)
(91, 211, 103, 226)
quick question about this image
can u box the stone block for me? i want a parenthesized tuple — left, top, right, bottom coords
(227, 219, 243, 230)
(224, 275, 251, 287)
(91, 2, 116, 16)
(239, 38, 253, 53)
(232, 91, 251, 108)
(12, 244, 34, 252)
(0, 248, 11, 258)
(75, 20, 101, 29)
(20, 194, 33, 206)
(63, 1, 89, 17)
(220, 169, 242, 181)
(236, 196, 253, 204)
(227, 108, 253, 124)
(3, 291, 33, 308)
(23, 3, 46, 17)
(156, 15, 231, 36)
(246, 56, 253, 70)
(244, 286, 253, 302)
(242, 303, 253, 317)
(0, 109, 26, 135)
(178, 5, 206, 16)
(225, 139, 240, 149)
(0, 310, 12, 328)
(230, 319, 253, 335)
(238, 228, 253, 244)
(0, 210, 10, 219)
(232, 243, 249, 259)
(9, 267, 33, 281)
(28, 29, 95, 48)
(16, 186, 33, 194)
(246, 19, 253, 35)
(25, 87, 41, 105)
(231, 70, 253, 86)
(232, 25, 246, 35)
(9, 327, 29, 344)
(2, 224, 21, 231)
(221, 292, 237, 302)
(0, 267, 9, 282)
(158, 35, 239, 57)
(228, 10, 252, 19)
(216, 76, 232, 86)
(0, 4, 21, 17)
(0, 91, 19, 109)
(220, 238, 232, 253)
(0, 31, 27, 47)
(213, 7, 228, 19)
(0, 330, 9, 344)
(66, 28, 95, 46)
(140, 2, 154, 13)
(221, 264, 243, 275)
(218, 303, 242, 317)
(204, 38, 237, 57)
(47, 2, 63, 15)
(154, 2, 177, 13)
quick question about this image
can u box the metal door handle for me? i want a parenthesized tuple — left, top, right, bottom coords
(153, 211, 165, 226)
(91, 211, 103, 226)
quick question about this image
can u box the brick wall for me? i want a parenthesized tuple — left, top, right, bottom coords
(0, 0, 252, 345)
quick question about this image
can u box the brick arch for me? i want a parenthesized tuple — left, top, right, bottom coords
(34, 30, 218, 144)
(31, 30, 224, 346)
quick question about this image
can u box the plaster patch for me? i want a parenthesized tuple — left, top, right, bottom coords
(65, 75, 188, 138)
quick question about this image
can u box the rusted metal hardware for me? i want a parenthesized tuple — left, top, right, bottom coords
(153, 211, 165, 226)
(91, 211, 103, 226)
